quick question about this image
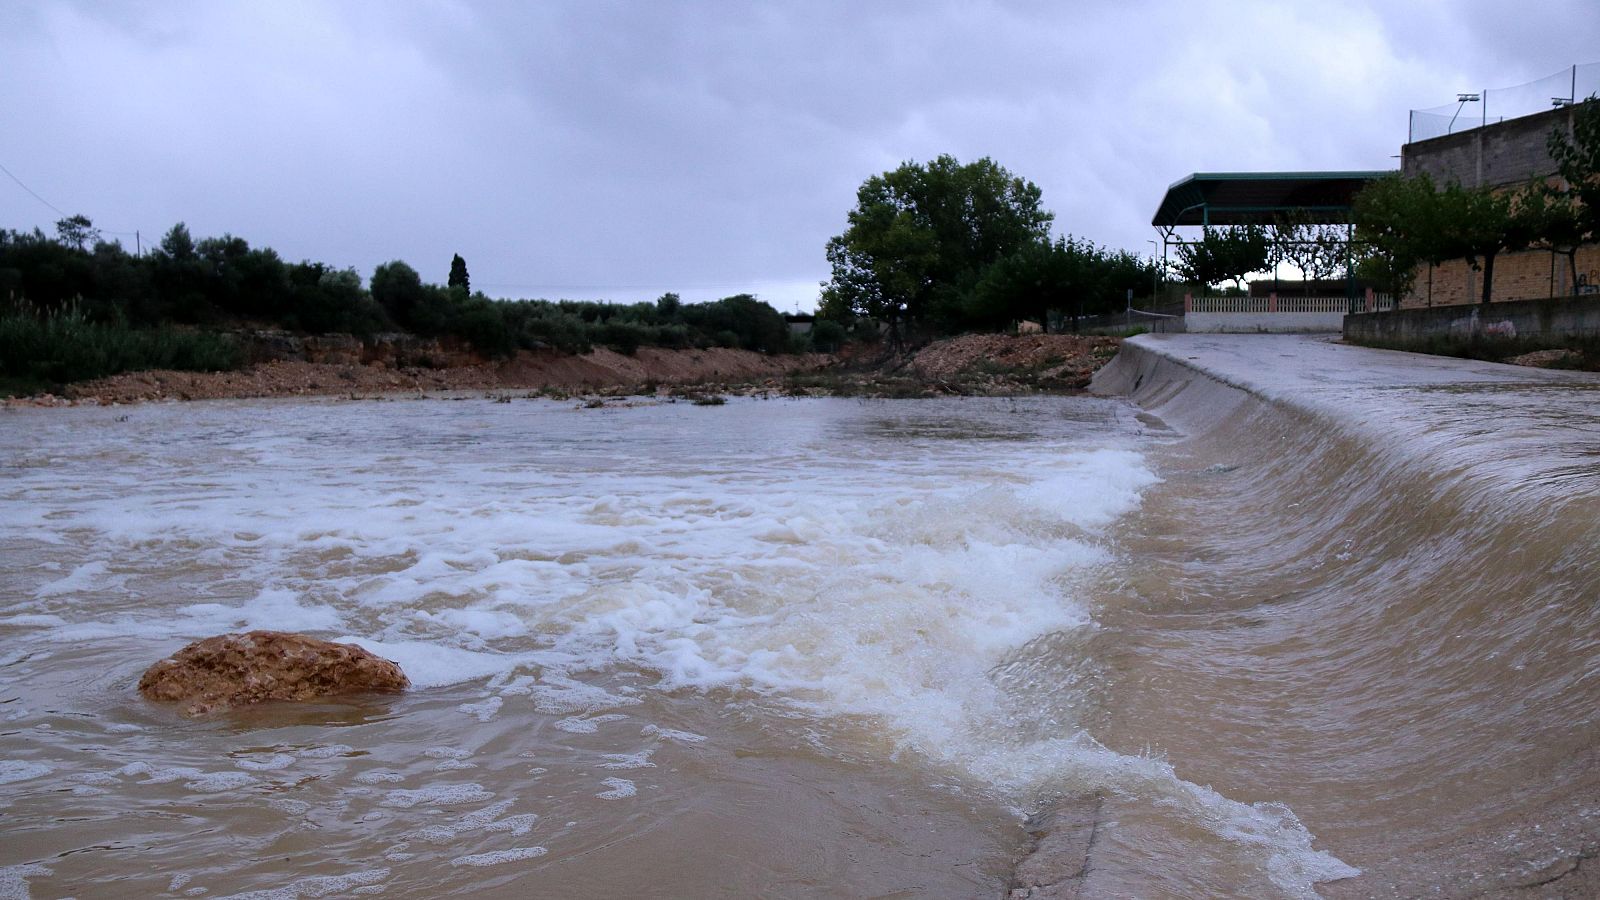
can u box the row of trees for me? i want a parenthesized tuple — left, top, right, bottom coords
(0, 223, 806, 360)
(817, 154, 1159, 344)
(1353, 96, 1599, 303)
(1, 222, 389, 335)
(1169, 215, 1350, 291)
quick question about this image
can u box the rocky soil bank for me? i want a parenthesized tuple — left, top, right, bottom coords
(23, 345, 828, 405)
(784, 334, 1122, 398)
(8, 333, 1121, 406)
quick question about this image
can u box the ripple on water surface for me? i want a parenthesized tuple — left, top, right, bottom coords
(0, 397, 1352, 897)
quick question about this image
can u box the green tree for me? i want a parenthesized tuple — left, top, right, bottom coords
(1546, 96, 1599, 287)
(150, 222, 210, 322)
(807, 318, 846, 352)
(55, 215, 99, 251)
(1270, 210, 1349, 283)
(1436, 181, 1530, 304)
(1172, 225, 1270, 290)
(370, 260, 426, 330)
(1548, 96, 1600, 226)
(1517, 181, 1588, 290)
(966, 237, 1158, 332)
(448, 253, 470, 293)
(681, 293, 788, 353)
(968, 237, 1087, 332)
(820, 154, 1052, 347)
(1354, 174, 1532, 304)
(159, 223, 196, 260)
(1353, 174, 1442, 297)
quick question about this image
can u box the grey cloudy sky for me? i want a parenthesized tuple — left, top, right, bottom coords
(4, 1, 1597, 310)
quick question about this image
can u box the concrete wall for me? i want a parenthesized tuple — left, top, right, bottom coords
(1402, 104, 1575, 189)
(1344, 295, 1600, 344)
(1187, 311, 1344, 333)
(1398, 106, 1595, 309)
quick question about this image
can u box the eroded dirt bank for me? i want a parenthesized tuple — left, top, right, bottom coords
(12, 334, 1122, 405)
(51, 346, 832, 405)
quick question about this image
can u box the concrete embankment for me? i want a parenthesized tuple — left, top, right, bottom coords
(1077, 333, 1600, 898)
(1093, 332, 1600, 501)
(1343, 295, 1600, 347)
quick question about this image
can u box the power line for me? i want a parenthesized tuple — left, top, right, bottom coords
(0, 158, 141, 237)
(0, 159, 69, 219)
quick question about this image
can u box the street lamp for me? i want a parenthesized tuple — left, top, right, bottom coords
(1447, 93, 1480, 134)
(1146, 239, 1160, 308)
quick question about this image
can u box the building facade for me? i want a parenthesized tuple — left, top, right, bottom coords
(1398, 104, 1598, 307)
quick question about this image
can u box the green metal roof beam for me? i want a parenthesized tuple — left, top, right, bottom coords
(1151, 170, 1395, 228)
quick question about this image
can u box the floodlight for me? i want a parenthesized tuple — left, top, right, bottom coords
(1448, 93, 1482, 133)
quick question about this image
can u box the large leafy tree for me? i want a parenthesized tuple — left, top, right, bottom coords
(448, 253, 470, 293)
(820, 154, 1052, 346)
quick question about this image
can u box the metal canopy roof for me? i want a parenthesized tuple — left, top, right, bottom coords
(1151, 171, 1394, 228)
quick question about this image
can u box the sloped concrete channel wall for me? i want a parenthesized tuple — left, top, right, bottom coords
(1085, 334, 1600, 898)
(1343, 295, 1600, 344)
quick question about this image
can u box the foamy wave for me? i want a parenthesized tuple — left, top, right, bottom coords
(0, 399, 1362, 890)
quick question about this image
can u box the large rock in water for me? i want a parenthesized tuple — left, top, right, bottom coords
(138, 631, 408, 716)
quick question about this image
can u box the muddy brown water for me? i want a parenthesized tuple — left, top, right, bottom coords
(3, 342, 1598, 898)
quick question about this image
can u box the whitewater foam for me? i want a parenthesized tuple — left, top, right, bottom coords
(0, 396, 1357, 895)
(450, 847, 547, 867)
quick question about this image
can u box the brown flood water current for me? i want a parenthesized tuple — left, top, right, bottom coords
(3, 335, 1599, 898)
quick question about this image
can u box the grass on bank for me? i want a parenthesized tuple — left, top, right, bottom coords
(0, 306, 242, 395)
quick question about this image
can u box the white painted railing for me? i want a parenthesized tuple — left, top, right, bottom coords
(1186, 293, 1395, 314)
(1355, 293, 1397, 313)
(1182, 291, 1394, 333)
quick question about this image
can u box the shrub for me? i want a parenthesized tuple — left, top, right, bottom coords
(808, 319, 847, 352)
(0, 303, 242, 388)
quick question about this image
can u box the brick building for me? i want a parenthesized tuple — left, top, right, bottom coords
(1399, 104, 1599, 307)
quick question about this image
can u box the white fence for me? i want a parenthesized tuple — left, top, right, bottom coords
(1184, 293, 1394, 333)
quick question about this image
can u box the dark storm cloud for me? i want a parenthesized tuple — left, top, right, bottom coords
(2, 1, 1598, 309)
